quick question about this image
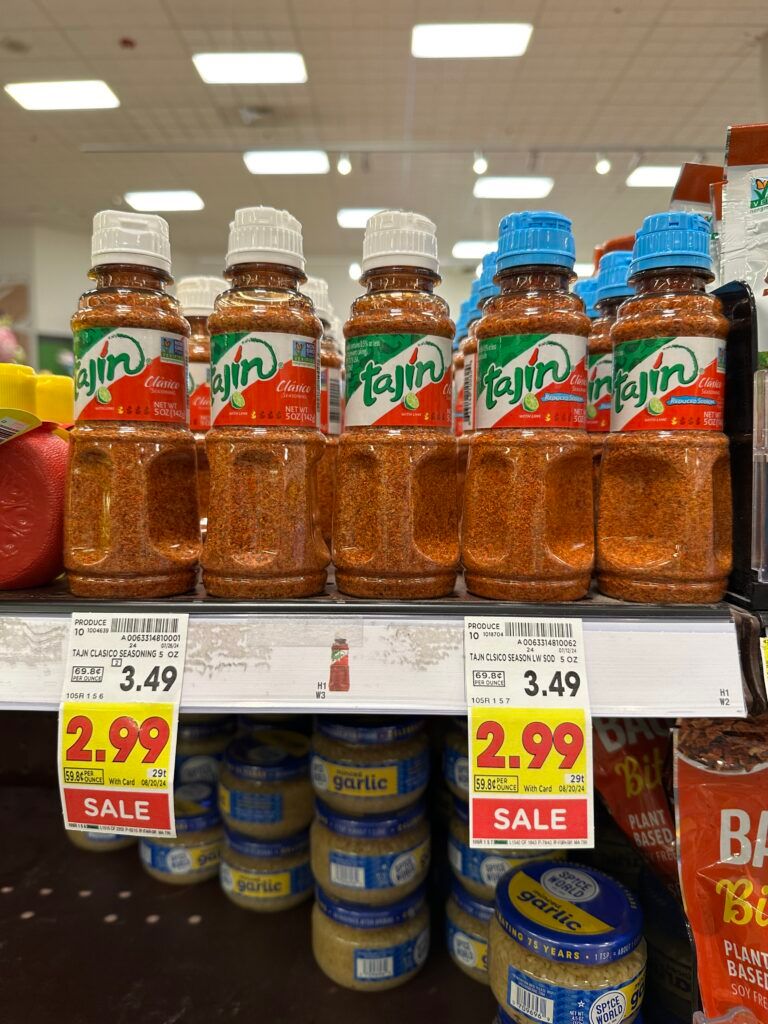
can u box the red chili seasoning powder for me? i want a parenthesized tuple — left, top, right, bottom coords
(334, 211, 458, 598)
(65, 211, 200, 598)
(597, 212, 731, 603)
(462, 211, 594, 601)
(202, 207, 329, 598)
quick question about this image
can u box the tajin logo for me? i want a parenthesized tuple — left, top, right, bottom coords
(588, 360, 612, 407)
(481, 338, 572, 411)
(212, 334, 278, 407)
(75, 331, 146, 401)
(614, 343, 698, 416)
(358, 339, 446, 409)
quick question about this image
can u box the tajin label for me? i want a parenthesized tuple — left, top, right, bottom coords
(74, 326, 187, 423)
(187, 360, 211, 432)
(612, 335, 725, 431)
(211, 330, 318, 428)
(475, 333, 587, 429)
(320, 365, 342, 435)
(344, 333, 452, 428)
(586, 352, 613, 433)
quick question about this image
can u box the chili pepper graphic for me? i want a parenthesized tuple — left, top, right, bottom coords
(529, 346, 539, 365)
(234, 345, 242, 362)
(100, 340, 109, 357)
(408, 347, 419, 364)
(652, 351, 664, 369)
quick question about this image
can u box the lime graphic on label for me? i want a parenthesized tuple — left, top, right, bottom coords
(404, 392, 420, 410)
(647, 398, 664, 416)
(586, 404, 597, 420)
(522, 393, 539, 413)
(96, 386, 112, 404)
(231, 392, 246, 409)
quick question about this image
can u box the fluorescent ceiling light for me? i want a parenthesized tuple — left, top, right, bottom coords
(125, 190, 204, 212)
(4, 80, 119, 110)
(349, 262, 362, 282)
(243, 150, 329, 174)
(626, 165, 681, 188)
(337, 208, 382, 229)
(473, 176, 554, 199)
(192, 52, 307, 84)
(411, 23, 532, 58)
(452, 240, 496, 260)
(574, 262, 595, 278)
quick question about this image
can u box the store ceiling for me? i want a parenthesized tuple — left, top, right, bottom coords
(0, 0, 767, 266)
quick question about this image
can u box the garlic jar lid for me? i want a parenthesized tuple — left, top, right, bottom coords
(226, 206, 305, 270)
(361, 210, 439, 274)
(316, 883, 426, 929)
(176, 276, 227, 316)
(91, 210, 171, 272)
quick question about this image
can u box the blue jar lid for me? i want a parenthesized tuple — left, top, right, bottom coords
(494, 862, 643, 964)
(478, 250, 500, 302)
(629, 211, 712, 277)
(451, 878, 494, 923)
(315, 716, 425, 746)
(224, 731, 310, 782)
(178, 715, 237, 742)
(174, 783, 221, 832)
(315, 798, 425, 838)
(596, 250, 634, 304)
(453, 795, 469, 823)
(225, 825, 309, 859)
(316, 883, 426, 929)
(572, 276, 599, 318)
(497, 211, 576, 272)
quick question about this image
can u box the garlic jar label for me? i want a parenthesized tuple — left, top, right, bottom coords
(74, 326, 187, 423)
(320, 365, 342, 435)
(188, 360, 211, 432)
(586, 352, 613, 433)
(475, 333, 587, 429)
(344, 333, 452, 428)
(612, 336, 725, 431)
(211, 330, 318, 428)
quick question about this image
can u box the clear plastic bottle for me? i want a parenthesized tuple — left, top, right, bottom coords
(202, 207, 329, 598)
(177, 276, 226, 526)
(458, 280, 484, 517)
(334, 211, 458, 598)
(597, 212, 731, 603)
(462, 211, 593, 601)
(66, 211, 200, 598)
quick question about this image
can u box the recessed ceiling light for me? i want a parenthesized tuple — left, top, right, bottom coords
(124, 190, 204, 212)
(243, 150, 329, 175)
(336, 154, 352, 176)
(473, 176, 554, 199)
(595, 155, 611, 176)
(192, 52, 307, 84)
(626, 165, 681, 188)
(349, 262, 362, 282)
(337, 208, 382, 229)
(452, 240, 497, 260)
(574, 262, 595, 278)
(4, 80, 119, 110)
(411, 23, 533, 58)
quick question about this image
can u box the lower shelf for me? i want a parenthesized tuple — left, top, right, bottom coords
(1, 786, 496, 1023)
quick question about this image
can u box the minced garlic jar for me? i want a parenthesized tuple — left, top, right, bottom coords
(311, 799, 430, 905)
(311, 716, 429, 814)
(445, 878, 493, 984)
(176, 714, 236, 785)
(220, 826, 312, 913)
(139, 783, 222, 885)
(67, 830, 136, 853)
(312, 885, 430, 992)
(489, 862, 647, 1024)
(449, 798, 565, 900)
(219, 730, 313, 839)
(443, 716, 469, 799)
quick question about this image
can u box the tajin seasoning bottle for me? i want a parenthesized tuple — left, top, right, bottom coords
(177, 275, 226, 526)
(333, 211, 458, 598)
(202, 207, 329, 598)
(597, 212, 731, 603)
(462, 211, 594, 601)
(65, 211, 200, 598)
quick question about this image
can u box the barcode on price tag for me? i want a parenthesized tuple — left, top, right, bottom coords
(58, 612, 189, 838)
(464, 617, 593, 850)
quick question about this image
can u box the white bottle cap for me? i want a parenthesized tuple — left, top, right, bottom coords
(91, 210, 171, 272)
(226, 206, 305, 270)
(302, 276, 332, 320)
(361, 210, 439, 274)
(176, 276, 227, 316)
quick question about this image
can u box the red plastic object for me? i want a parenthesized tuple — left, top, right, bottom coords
(0, 426, 69, 589)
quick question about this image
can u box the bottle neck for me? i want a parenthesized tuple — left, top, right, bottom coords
(361, 266, 440, 293)
(186, 315, 210, 332)
(631, 268, 711, 296)
(595, 295, 628, 317)
(89, 263, 171, 290)
(226, 262, 304, 291)
(497, 266, 573, 294)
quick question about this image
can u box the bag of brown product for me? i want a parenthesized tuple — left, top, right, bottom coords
(676, 716, 768, 1024)
(593, 718, 677, 883)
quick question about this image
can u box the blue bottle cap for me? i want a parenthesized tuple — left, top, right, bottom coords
(478, 250, 500, 302)
(629, 210, 712, 277)
(497, 211, 576, 272)
(573, 276, 599, 318)
(596, 250, 635, 304)
(454, 298, 474, 343)
(468, 277, 483, 320)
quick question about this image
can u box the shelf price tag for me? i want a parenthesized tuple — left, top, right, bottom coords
(58, 612, 189, 838)
(464, 617, 593, 850)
